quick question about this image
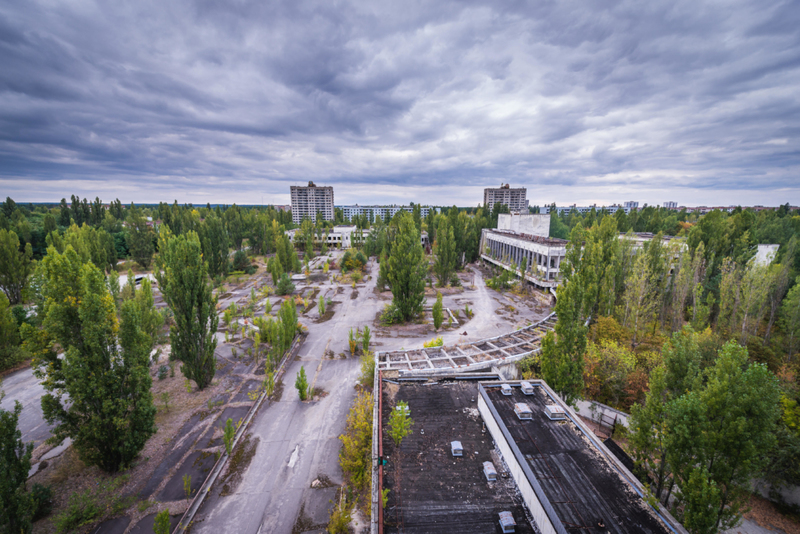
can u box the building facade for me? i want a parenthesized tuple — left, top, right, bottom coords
(663, 201, 678, 209)
(290, 182, 334, 224)
(337, 204, 437, 222)
(484, 184, 528, 212)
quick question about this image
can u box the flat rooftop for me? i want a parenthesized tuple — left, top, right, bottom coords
(481, 383, 674, 534)
(381, 379, 536, 534)
(486, 229, 568, 247)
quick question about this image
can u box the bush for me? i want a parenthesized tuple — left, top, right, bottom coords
(153, 509, 171, 534)
(54, 488, 101, 533)
(423, 337, 443, 348)
(230, 250, 256, 274)
(157, 365, 168, 380)
(276, 273, 295, 296)
(11, 305, 32, 328)
(449, 273, 461, 287)
(432, 292, 443, 331)
(380, 303, 405, 325)
(295, 366, 309, 401)
(31, 483, 53, 520)
(359, 350, 375, 388)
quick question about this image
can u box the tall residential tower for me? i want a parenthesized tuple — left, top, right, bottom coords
(483, 184, 528, 212)
(290, 181, 334, 224)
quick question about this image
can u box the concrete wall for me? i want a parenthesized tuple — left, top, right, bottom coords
(478, 389, 562, 534)
(574, 399, 630, 428)
(498, 213, 550, 237)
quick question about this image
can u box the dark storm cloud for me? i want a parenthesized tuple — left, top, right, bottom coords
(0, 0, 798, 205)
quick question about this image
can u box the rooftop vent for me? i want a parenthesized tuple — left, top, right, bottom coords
(514, 403, 533, 420)
(499, 511, 516, 533)
(501, 384, 512, 396)
(483, 461, 497, 481)
(545, 404, 567, 421)
(520, 381, 534, 395)
(451, 441, 463, 457)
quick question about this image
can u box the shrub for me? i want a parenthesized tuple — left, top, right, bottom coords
(276, 273, 295, 296)
(153, 509, 171, 534)
(432, 292, 443, 331)
(157, 365, 168, 380)
(359, 350, 375, 388)
(362, 325, 371, 353)
(54, 488, 101, 533)
(223, 418, 236, 455)
(31, 483, 53, 520)
(449, 273, 461, 287)
(295, 366, 309, 401)
(380, 303, 404, 325)
(423, 337, 444, 348)
(389, 401, 414, 447)
(348, 328, 358, 355)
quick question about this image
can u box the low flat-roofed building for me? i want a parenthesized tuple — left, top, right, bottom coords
(378, 378, 536, 534)
(478, 380, 686, 534)
(480, 228, 567, 288)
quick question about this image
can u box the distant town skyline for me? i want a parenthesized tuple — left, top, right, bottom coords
(1, 0, 798, 208)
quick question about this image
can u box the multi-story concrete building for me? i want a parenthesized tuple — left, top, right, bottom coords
(484, 184, 528, 212)
(623, 200, 639, 209)
(480, 214, 566, 289)
(663, 201, 678, 209)
(290, 182, 334, 224)
(337, 204, 437, 222)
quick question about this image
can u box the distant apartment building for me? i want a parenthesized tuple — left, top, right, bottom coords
(337, 204, 438, 222)
(623, 200, 639, 209)
(543, 204, 633, 215)
(663, 201, 678, 209)
(484, 184, 528, 212)
(290, 182, 334, 224)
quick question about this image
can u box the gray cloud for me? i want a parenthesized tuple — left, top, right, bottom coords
(0, 0, 798, 206)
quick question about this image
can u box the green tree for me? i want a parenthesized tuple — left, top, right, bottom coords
(433, 218, 456, 287)
(295, 366, 308, 401)
(30, 246, 156, 472)
(199, 214, 229, 278)
(0, 293, 22, 371)
(388, 401, 413, 447)
(386, 212, 426, 322)
(126, 206, 155, 270)
(339, 391, 373, 493)
(155, 232, 218, 390)
(0, 229, 33, 305)
(540, 224, 587, 405)
(666, 342, 781, 532)
(432, 292, 443, 331)
(134, 278, 164, 356)
(153, 509, 171, 534)
(0, 400, 34, 534)
(782, 277, 800, 358)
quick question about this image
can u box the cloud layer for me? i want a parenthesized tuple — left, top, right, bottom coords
(1, 0, 798, 206)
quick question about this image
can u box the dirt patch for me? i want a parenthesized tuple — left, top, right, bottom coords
(219, 433, 260, 496)
(744, 493, 800, 534)
(351, 289, 359, 299)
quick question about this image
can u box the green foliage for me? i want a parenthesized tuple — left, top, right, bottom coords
(125, 206, 155, 269)
(153, 509, 171, 534)
(155, 231, 218, 390)
(386, 212, 426, 322)
(362, 325, 371, 352)
(30, 483, 53, 521)
(358, 350, 375, 388)
(0, 401, 34, 534)
(230, 249, 255, 274)
(318, 295, 326, 316)
(0, 228, 33, 305)
(432, 292, 443, 331)
(388, 401, 413, 447)
(223, 418, 236, 455)
(781, 276, 800, 358)
(158, 365, 168, 380)
(423, 337, 443, 348)
(276, 273, 295, 296)
(31, 246, 156, 472)
(183, 473, 193, 499)
(433, 218, 456, 286)
(295, 366, 308, 401)
(53, 475, 129, 533)
(0, 293, 23, 371)
(348, 328, 357, 355)
(338, 391, 373, 493)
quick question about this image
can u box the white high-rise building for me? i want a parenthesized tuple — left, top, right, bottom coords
(623, 200, 639, 209)
(290, 182, 334, 224)
(663, 201, 678, 209)
(484, 184, 528, 212)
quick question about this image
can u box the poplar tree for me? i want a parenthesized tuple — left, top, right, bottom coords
(540, 223, 587, 405)
(126, 206, 155, 270)
(432, 292, 443, 331)
(155, 232, 218, 390)
(0, 229, 33, 305)
(199, 214, 229, 277)
(386, 212, 426, 322)
(30, 246, 156, 472)
(0, 400, 34, 534)
(433, 218, 455, 287)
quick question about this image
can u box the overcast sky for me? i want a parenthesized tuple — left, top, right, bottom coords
(1, 0, 798, 208)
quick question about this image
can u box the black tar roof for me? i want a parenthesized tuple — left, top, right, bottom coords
(481, 383, 673, 534)
(381, 380, 536, 534)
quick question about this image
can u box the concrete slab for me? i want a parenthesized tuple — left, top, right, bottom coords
(232, 380, 261, 403)
(157, 450, 217, 501)
(215, 406, 250, 429)
(139, 416, 206, 498)
(128, 512, 181, 534)
(91, 515, 131, 534)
